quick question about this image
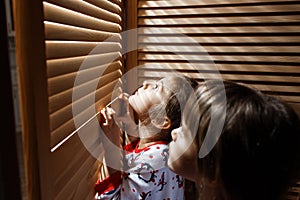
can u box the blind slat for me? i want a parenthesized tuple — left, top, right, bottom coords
(47, 55, 122, 78)
(46, 41, 122, 59)
(138, 5, 300, 16)
(52, 131, 94, 179)
(138, 53, 300, 63)
(44, 2, 121, 33)
(50, 78, 121, 132)
(139, 72, 300, 93)
(48, 53, 122, 95)
(138, 62, 300, 73)
(49, 67, 122, 114)
(84, 0, 122, 14)
(139, 46, 300, 53)
(138, 26, 300, 34)
(109, 0, 122, 7)
(138, 70, 300, 83)
(44, 22, 121, 41)
(139, 15, 300, 25)
(50, 89, 118, 148)
(139, 36, 300, 44)
(250, 84, 300, 93)
(46, 0, 121, 24)
(137, 78, 300, 101)
(138, 0, 299, 8)
(55, 154, 98, 199)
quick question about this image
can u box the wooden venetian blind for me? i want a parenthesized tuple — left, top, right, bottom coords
(44, 0, 123, 150)
(14, 0, 123, 199)
(44, 0, 123, 199)
(134, 0, 300, 115)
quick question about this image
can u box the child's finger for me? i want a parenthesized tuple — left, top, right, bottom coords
(97, 107, 107, 124)
(119, 92, 130, 101)
(105, 107, 118, 128)
(107, 107, 116, 122)
(98, 111, 106, 124)
(106, 107, 116, 117)
(100, 108, 109, 126)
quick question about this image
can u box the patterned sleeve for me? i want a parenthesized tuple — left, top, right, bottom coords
(94, 171, 122, 199)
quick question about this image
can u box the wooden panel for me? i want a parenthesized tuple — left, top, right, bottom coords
(125, 0, 139, 93)
(13, 0, 53, 199)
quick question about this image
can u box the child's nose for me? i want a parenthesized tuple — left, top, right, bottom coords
(171, 128, 178, 142)
(142, 80, 153, 89)
(142, 81, 148, 89)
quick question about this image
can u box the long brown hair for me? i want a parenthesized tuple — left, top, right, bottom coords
(187, 80, 300, 200)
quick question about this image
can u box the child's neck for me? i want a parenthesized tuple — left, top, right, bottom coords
(138, 138, 159, 149)
(138, 123, 163, 148)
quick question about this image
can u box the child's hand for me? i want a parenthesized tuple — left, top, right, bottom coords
(99, 107, 121, 147)
(113, 93, 138, 137)
(98, 107, 123, 177)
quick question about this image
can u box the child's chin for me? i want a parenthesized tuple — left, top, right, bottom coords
(128, 96, 138, 113)
(167, 156, 177, 171)
(167, 159, 176, 172)
(168, 159, 188, 179)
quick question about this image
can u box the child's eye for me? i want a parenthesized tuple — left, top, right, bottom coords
(151, 81, 159, 89)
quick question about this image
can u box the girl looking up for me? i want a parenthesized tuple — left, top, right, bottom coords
(95, 75, 198, 199)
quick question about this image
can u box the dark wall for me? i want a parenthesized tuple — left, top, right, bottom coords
(0, 0, 21, 199)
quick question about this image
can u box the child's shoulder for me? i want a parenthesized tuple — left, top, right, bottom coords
(123, 139, 140, 152)
(137, 141, 169, 152)
(147, 141, 169, 150)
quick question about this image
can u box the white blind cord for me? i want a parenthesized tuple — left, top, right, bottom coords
(51, 97, 119, 152)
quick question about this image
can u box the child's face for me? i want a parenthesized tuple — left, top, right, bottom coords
(168, 118, 200, 182)
(128, 77, 176, 116)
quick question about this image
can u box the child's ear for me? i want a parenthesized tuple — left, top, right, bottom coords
(152, 116, 171, 130)
(149, 104, 171, 129)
